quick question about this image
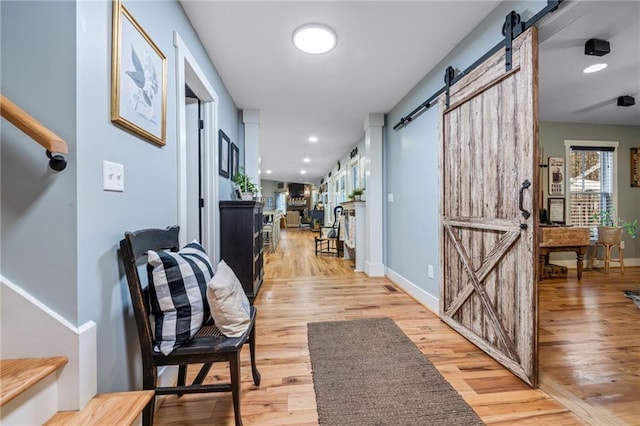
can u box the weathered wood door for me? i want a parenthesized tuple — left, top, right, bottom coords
(439, 28, 539, 386)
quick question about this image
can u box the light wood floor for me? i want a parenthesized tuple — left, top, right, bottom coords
(155, 228, 639, 425)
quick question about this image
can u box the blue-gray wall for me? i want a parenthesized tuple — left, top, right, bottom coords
(384, 1, 547, 297)
(540, 121, 640, 258)
(1, 1, 79, 323)
(2, 0, 241, 392)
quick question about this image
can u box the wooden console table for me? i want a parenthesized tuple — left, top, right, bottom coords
(539, 226, 591, 280)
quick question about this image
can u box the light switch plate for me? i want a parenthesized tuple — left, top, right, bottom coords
(387, 193, 394, 203)
(103, 161, 124, 192)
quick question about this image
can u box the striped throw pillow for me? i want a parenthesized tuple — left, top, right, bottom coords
(147, 240, 213, 355)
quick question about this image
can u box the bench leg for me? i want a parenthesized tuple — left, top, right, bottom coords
(249, 323, 261, 386)
(230, 352, 242, 426)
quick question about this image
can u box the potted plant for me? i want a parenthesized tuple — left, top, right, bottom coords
(352, 188, 364, 201)
(591, 208, 638, 242)
(234, 169, 258, 200)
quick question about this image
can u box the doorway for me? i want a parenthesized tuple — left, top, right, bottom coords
(184, 85, 204, 244)
(536, 1, 640, 423)
(175, 31, 220, 263)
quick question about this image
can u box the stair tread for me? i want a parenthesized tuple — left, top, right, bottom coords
(0, 357, 68, 407)
(44, 390, 154, 425)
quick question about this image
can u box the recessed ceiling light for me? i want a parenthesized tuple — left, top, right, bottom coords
(583, 63, 607, 74)
(292, 24, 337, 54)
(303, 157, 310, 163)
(266, 170, 272, 174)
(300, 170, 307, 174)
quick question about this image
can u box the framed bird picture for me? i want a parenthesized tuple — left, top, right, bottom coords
(111, 0, 167, 146)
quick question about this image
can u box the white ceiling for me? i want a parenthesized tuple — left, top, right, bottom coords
(539, 1, 640, 127)
(180, 1, 640, 184)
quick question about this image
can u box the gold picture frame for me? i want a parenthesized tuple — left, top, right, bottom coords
(111, 0, 167, 146)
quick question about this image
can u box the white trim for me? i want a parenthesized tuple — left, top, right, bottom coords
(1, 276, 97, 411)
(385, 267, 439, 315)
(364, 261, 385, 277)
(174, 32, 220, 264)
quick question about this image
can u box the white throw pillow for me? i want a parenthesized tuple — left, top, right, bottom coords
(206, 260, 251, 337)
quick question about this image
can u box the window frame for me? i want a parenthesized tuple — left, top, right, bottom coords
(564, 139, 619, 226)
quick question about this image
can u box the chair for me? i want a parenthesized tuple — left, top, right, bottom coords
(120, 226, 261, 426)
(595, 227, 625, 274)
(263, 223, 274, 252)
(286, 210, 301, 228)
(315, 206, 344, 256)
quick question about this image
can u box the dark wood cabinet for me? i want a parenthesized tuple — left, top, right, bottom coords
(219, 201, 264, 302)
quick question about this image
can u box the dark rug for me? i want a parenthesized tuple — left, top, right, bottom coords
(307, 317, 484, 425)
(623, 291, 640, 309)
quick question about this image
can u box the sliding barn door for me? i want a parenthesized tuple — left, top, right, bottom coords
(439, 28, 539, 386)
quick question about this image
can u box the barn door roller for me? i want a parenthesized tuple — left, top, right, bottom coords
(503, 11, 525, 71)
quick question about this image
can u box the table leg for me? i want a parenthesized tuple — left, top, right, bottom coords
(539, 253, 547, 280)
(576, 250, 585, 280)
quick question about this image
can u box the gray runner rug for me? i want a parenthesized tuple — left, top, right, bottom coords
(623, 290, 640, 309)
(308, 317, 484, 425)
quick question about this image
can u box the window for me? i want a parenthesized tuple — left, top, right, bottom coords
(350, 160, 359, 191)
(334, 172, 347, 205)
(276, 192, 287, 214)
(565, 140, 618, 226)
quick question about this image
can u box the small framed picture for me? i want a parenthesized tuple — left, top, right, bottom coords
(631, 147, 639, 187)
(231, 182, 242, 200)
(219, 129, 230, 178)
(548, 198, 566, 224)
(231, 142, 240, 180)
(548, 157, 565, 196)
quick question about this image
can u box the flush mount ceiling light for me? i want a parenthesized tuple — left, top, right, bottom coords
(308, 136, 318, 143)
(292, 24, 337, 54)
(583, 63, 608, 74)
(303, 157, 310, 163)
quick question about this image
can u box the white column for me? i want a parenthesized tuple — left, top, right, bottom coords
(242, 109, 261, 193)
(364, 113, 385, 276)
(354, 201, 367, 272)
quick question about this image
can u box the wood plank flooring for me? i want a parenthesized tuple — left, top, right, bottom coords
(539, 270, 640, 426)
(154, 228, 639, 425)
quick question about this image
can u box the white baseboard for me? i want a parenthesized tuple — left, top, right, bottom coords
(0, 276, 97, 411)
(365, 261, 385, 277)
(385, 267, 439, 316)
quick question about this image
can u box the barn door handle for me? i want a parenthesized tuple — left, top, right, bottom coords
(519, 179, 531, 219)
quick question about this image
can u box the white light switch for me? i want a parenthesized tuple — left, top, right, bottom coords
(103, 161, 124, 192)
(387, 193, 394, 203)
(428, 265, 434, 279)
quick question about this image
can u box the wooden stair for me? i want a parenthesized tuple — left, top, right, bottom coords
(0, 357, 68, 407)
(45, 391, 154, 425)
(1, 357, 153, 425)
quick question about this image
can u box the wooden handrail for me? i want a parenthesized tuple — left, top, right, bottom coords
(1, 94, 68, 154)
